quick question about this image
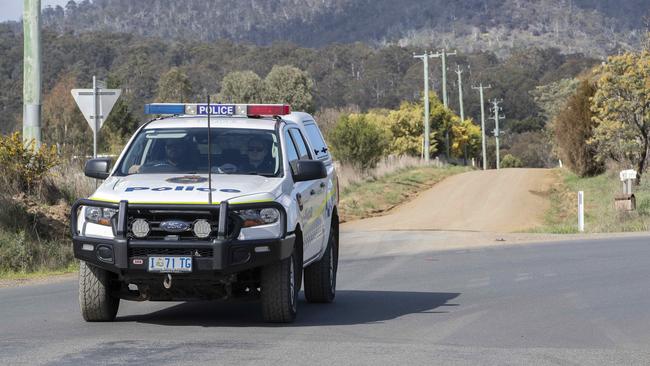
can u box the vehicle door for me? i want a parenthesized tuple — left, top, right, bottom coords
(285, 127, 326, 261)
(302, 121, 334, 247)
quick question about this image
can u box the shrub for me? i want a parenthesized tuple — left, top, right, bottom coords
(329, 114, 390, 171)
(0, 132, 59, 192)
(501, 154, 524, 168)
(0, 229, 74, 273)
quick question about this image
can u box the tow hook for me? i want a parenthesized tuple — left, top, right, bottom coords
(163, 274, 173, 289)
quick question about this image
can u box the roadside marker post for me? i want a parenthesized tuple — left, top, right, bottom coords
(578, 191, 585, 232)
(71, 76, 121, 158)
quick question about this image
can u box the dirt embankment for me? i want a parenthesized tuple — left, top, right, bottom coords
(343, 168, 557, 233)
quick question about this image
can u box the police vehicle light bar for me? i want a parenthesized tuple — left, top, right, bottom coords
(144, 103, 291, 116)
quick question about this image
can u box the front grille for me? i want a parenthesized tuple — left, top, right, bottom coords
(126, 209, 239, 241)
(128, 247, 213, 257)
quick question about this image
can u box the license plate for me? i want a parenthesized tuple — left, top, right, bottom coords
(147, 256, 192, 273)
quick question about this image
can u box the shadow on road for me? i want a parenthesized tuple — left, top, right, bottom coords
(117, 290, 460, 327)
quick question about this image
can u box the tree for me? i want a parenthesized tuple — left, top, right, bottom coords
(386, 101, 435, 157)
(552, 80, 603, 176)
(590, 51, 650, 182)
(531, 78, 580, 121)
(328, 114, 390, 171)
(156, 67, 192, 102)
(42, 73, 90, 156)
(264, 65, 314, 112)
(217, 70, 265, 103)
(100, 99, 140, 154)
(451, 118, 481, 159)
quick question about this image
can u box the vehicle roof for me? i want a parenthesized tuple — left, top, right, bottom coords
(143, 112, 316, 131)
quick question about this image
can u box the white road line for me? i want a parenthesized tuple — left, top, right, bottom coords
(515, 273, 532, 282)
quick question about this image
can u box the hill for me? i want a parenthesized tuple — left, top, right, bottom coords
(34, 0, 650, 56)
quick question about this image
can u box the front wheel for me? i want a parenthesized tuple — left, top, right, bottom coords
(78, 261, 120, 322)
(261, 252, 301, 323)
(304, 228, 338, 303)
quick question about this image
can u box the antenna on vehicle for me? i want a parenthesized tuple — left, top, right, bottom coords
(206, 93, 213, 205)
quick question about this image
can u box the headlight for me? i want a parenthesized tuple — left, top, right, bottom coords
(85, 207, 117, 226)
(236, 208, 280, 227)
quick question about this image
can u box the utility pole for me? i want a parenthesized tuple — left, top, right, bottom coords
(489, 99, 505, 170)
(93, 76, 99, 158)
(455, 65, 465, 122)
(413, 51, 435, 162)
(431, 49, 457, 108)
(472, 83, 491, 170)
(432, 49, 457, 159)
(23, 0, 42, 148)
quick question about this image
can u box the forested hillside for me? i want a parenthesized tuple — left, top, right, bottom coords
(32, 0, 648, 56)
(0, 25, 596, 136)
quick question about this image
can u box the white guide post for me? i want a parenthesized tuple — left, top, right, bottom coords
(578, 191, 584, 232)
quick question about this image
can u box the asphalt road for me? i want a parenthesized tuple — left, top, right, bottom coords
(2, 233, 650, 365)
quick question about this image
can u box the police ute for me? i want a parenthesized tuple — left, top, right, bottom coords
(71, 102, 339, 323)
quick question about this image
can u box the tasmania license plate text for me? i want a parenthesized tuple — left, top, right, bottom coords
(148, 256, 192, 273)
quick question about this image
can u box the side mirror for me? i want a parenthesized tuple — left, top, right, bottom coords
(291, 160, 326, 182)
(84, 158, 112, 180)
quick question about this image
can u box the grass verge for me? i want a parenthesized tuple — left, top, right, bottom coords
(0, 262, 78, 281)
(532, 168, 650, 233)
(339, 165, 470, 222)
(0, 228, 76, 279)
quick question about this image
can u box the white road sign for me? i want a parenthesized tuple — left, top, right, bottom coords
(71, 88, 121, 133)
(620, 169, 637, 181)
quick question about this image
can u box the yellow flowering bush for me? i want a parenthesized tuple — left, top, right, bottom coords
(0, 132, 59, 191)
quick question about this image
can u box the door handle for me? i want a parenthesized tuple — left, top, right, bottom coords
(320, 182, 326, 189)
(310, 189, 316, 196)
(296, 193, 303, 211)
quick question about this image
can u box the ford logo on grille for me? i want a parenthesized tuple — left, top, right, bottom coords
(160, 220, 190, 233)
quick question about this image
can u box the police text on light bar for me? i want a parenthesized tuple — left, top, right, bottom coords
(144, 103, 291, 116)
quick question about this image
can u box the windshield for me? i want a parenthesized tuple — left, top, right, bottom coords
(117, 128, 281, 176)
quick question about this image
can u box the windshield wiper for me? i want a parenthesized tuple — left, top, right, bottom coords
(244, 171, 276, 177)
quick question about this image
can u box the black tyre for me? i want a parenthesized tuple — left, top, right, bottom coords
(78, 261, 120, 322)
(261, 252, 301, 323)
(304, 227, 338, 303)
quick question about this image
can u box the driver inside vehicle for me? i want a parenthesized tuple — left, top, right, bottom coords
(131, 139, 195, 173)
(242, 138, 275, 175)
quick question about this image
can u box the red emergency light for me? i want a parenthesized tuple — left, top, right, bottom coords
(246, 104, 291, 116)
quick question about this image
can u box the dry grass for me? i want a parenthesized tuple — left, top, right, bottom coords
(338, 160, 470, 222)
(48, 159, 96, 203)
(533, 168, 650, 233)
(337, 155, 450, 191)
(0, 159, 92, 276)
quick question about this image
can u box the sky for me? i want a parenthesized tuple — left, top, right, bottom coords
(1, 0, 71, 22)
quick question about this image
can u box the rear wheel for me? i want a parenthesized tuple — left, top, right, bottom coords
(304, 227, 338, 303)
(261, 252, 301, 323)
(78, 261, 120, 322)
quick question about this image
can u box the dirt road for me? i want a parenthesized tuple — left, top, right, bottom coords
(343, 168, 557, 233)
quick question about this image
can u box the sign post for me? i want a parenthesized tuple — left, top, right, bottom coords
(71, 76, 121, 158)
